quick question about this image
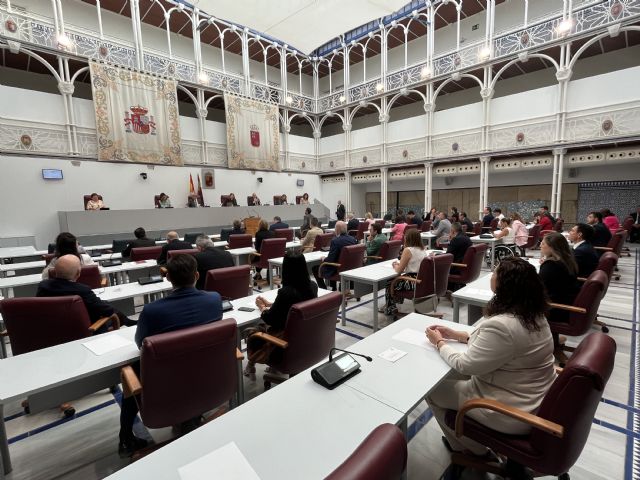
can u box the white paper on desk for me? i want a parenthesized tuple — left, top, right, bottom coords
(82, 334, 134, 356)
(378, 347, 407, 362)
(178, 442, 261, 480)
(463, 288, 493, 299)
(392, 328, 431, 350)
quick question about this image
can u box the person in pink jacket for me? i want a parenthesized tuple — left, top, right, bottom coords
(390, 215, 407, 241)
(601, 208, 620, 234)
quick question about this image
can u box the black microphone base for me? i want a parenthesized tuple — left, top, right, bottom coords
(310, 353, 361, 390)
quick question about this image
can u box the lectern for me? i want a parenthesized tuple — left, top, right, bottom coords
(243, 217, 261, 238)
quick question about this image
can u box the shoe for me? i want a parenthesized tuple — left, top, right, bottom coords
(243, 363, 256, 381)
(118, 436, 148, 458)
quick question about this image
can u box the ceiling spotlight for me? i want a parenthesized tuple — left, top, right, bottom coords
(286, 96, 293, 104)
(57, 34, 72, 49)
(478, 46, 491, 60)
(420, 66, 432, 78)
(375, 83, 384, 92)
(198, 71, 209, 84)
(339, 95, 346, 103)
(556, 18, 573, 35)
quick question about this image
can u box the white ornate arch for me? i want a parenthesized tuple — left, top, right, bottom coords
(490, 53, 560, 90)
(348, 102, 382, 124)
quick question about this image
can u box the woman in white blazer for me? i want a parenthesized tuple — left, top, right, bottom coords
(426, 257, 556, 456)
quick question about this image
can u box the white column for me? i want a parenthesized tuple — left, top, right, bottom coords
(479, 156, 490, 220)
(196, 88, 208, 164)
(313, 128, 321, 171)
(380, 167, 388, 217)
(345, 172, 352, 214)
(343, 115, 351, 169)
(424, 162, 433, 213)
(379, 111, 389, 167)
(481, 74, 494, 152)
(551, 148, 567, 218)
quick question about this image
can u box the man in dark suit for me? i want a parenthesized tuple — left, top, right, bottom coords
(406, 210, 423, 228)
(157, 230, 192, 265)
(119, 254, 223, 456)
(36, 255, 131, 327)
(481, 207, 494, 227)
(336, 200, 346, 221)
(459, 212, 474, 233)
(312, 221, 357, 290)
(193, 235, 234, 289)
(269, 216, 289, 231)
(446, 223, 472, 275)
(122, 227, 156, 259)
(569, 223, 599, 278)
(629, 206, 640, 243)
(586, 211, 612, 250)
(346, 213, 360, 233)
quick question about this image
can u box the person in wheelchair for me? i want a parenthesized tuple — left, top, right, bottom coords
(490, 218, 518, 265)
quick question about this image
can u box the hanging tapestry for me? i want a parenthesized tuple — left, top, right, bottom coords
(89, 62, 182, 165)
(224, 93, 280, 171)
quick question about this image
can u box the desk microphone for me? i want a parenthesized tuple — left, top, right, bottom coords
(329, 347, 372, 362)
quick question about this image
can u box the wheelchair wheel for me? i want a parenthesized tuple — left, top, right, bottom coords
(494, 245, 515, 265)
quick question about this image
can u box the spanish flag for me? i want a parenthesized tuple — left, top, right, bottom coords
(189, 173, 196, 196)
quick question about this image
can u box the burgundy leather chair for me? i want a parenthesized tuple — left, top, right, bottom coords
(447, 244, 488, 289)
(554, 218, 564, 232)
(42, 253, 55, 266)
(404, 224, 418, 233)
(421, 220, 432, 232)
(220, 195, 231, 206)
(325, 423, 408, 480)
(49, 264, 104, 289)
(83, 194, 103, 209)
(154, 195, 161, 208)
(350, 222, 368, 241)
(228, 234, 253, 249)
(318, 244, 366, 291)
(273, 195, 282, 205)
(252, 292, 342, 389)
(130, 246, 162, 261)
(548, 270, 608, 361)
(250, 238, 287, 283)
(472, 222, 483, 235)
(313, 232, 335, 251)
(121, 319, 240, 430)
(167, 248, 199, 260)
(390, 254, 453, 315)
(521, 224, 541, 257)
(579, 252, 617, 333)
(366, 240, 402, 263)
(374, 219, 386, 229)
(204, 265, 251, 300)
(595, 230, 626, 258)
(295, 195, 303, 204)
(274, 228, 294, 242)
(444, 332, 615, 480)
(482, 217, 499, 232)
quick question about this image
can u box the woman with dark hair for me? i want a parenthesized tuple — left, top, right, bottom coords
(42, 232, 95, 279)
(244, 253, 318, 379)
(382, 229, 426, 316)
(86, 193, 104, 210)
(390, 215, 407, 241)
(252, 219, 275, 281)
(300, 192, 310, 205)
(539, 232, 580, 324)
(227, 193, 238, 207)
(450, 206, 459, 223)
(426, 257, 555, 457)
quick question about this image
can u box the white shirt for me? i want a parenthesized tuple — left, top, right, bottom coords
(572, 240, 585, 250)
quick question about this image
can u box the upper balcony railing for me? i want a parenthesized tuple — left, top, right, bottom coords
(1, 0, 639, 116)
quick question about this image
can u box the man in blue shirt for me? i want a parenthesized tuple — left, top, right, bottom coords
(119, 254, 222, 457)
(312, 221, 357, 290)
(269, 216, 289, 231)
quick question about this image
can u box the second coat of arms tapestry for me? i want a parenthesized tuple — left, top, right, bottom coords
(224, 93, 280, 171)
(89, 62, 183, 165)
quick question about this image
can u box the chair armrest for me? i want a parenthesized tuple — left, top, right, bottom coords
(365, 256, 382, 260)
(455, 398, 564, 439)
(248, 252, 261, 262)
(159, 266, 168, 277)
(555, 366, 563, 374)
(251, 331, 289, 349)
(390, 275, 421, 291)
(318, 262, 341, 277)
(451, 263, 467, 268)
(548, 302, 587, 314)
(594, 246, 613, 252)
(88, 313, 120, 334)
(577, 277, 587, 282)
(121, 365, 142, 398)
(236, 348, 244, 360)
(100, 277, 108, 288)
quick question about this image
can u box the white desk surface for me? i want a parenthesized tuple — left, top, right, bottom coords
(0, 327, 138, 404)
(0, 273, 42, 289)
(228, 241, 299, 257)
(100, 260, 158, 275)
(0, 247, 39, 260)
(451, 272, 493, 304)
(344, 313, 474, 413)
(421, 232, 437, 238)
(0, 260, 45, 273)
(268, 250, 325, 267)
(339, 259, 398, 282)
(95, 279, 173, 302)
(470, 235, 502, 244)
(104, 362, 402, 480)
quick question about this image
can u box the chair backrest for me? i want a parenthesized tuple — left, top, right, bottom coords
(377, 240, 402, 261)
(530, 332, 615, 475)
(554, 218, 564, 232)
(473, 222, 483, 235)
(608, 231, 626, 256)
(183, 232, 203, 245)
(139, 319, 238, 428)
(313, 232, 334, 251)
(421, 220, 432, 232)
(489, 217, 499, 230)
(255, 238, 287, 269)
(83, 194, 102, 209)
(272, 292, 342, 375)
(622, 216, 634, 233)
(524, 224, 541, 249)
(43, 253, 55, 266)
(273, 195, 281, 205)
(295, 195, 303, 204)
(596, 251, 618, 281)
(550, 270, 608, 336)
(220, 195, 230, 206)
(0, 296, 92, 355)
(204, 265, 251, 299)
(154, 195, 161, 208)
(404, 224, 418, 232)
(325, 423, 408, 480)
(336, 244, 366, 274)
(374, 219, 386, 228)
(130, 246, 162, 261)
(453, 244, 488, 284)
(219, 228, 233, 242)
(49, 264, 102, 289)
(274, 228, 294, 242)
(228, 234, 253, 249)
(354, 222, 369, 241)
(167, 248, 199, 260)
(414, 254, 453, 299)
(327, 220, 337, 229)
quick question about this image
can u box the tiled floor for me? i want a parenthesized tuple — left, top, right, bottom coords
(2, 245, 638, 479)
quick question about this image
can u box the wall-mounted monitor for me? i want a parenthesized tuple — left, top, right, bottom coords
(296, 179, 304, 187)
(42, 168, 63, 180)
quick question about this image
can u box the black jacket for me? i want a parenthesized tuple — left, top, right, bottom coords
(122, 237, 156, 259)
(446, 233, 472, 264)
(539, 260, 579, 323)
(592, 222, 612, 249)
(336, 204, 346, 221)
(194, 247, 235, 289)
(254, 229, 275, 254)
(482, 214, 494, 227)
(347, 218, 360, 232)
(157, 240, 193, 265)
(37, 278, 114, 324)
(261, 283, 318, 331)
(573, 242, 599, 278)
